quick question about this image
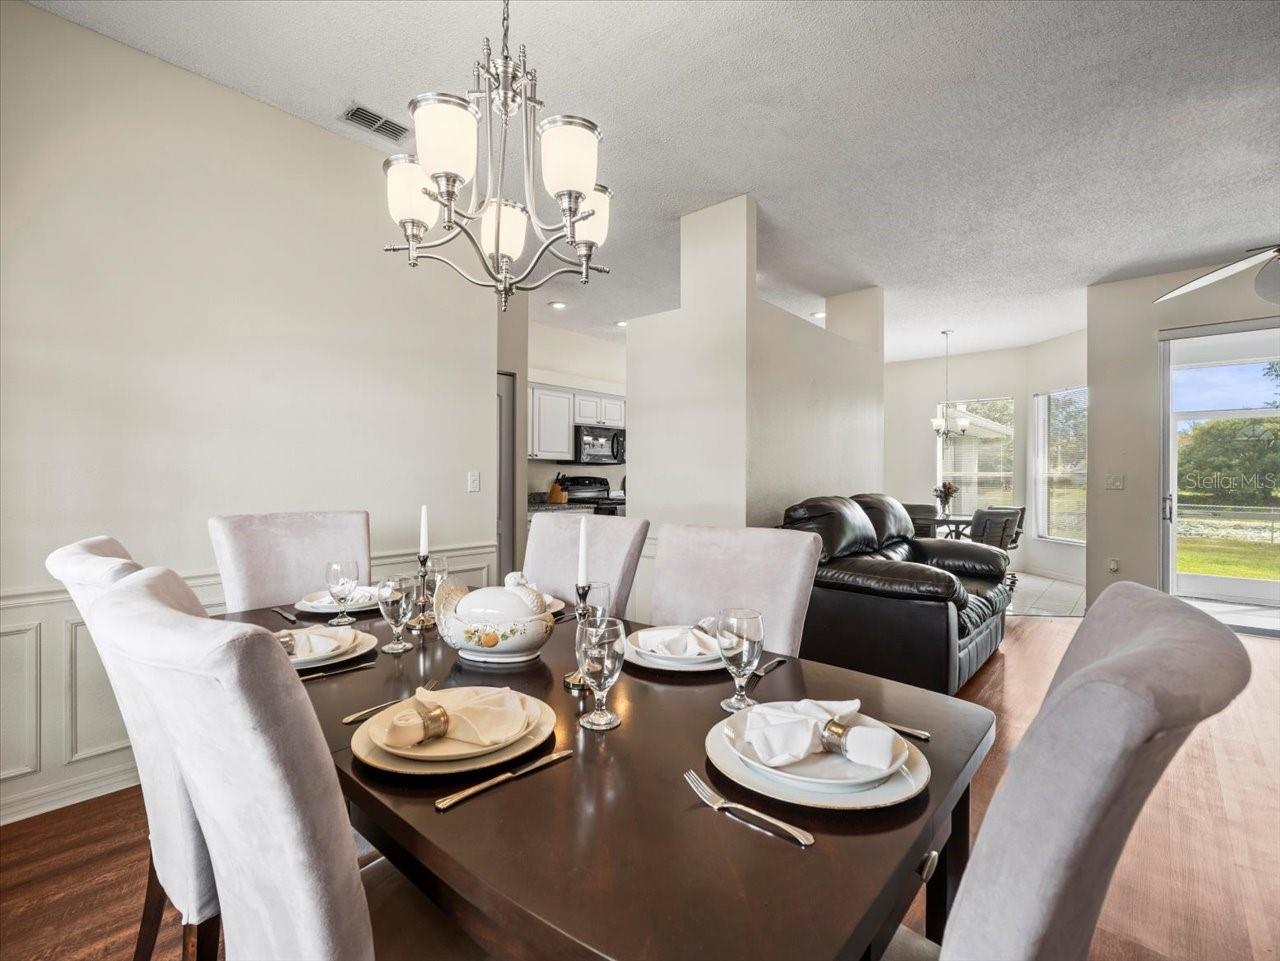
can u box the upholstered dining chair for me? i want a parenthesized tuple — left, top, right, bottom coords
(208, 510, 371, 613)
(45, 538, 220, 961)
(89, 566, 489, 961)
(522, 513, 649, 618)
(883, 581, 1251, 961)
(966, 506, 1024, 587)
(648, 525, 823, 656)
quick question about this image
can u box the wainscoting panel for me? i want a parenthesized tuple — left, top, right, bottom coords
(0, 541, 497, 825)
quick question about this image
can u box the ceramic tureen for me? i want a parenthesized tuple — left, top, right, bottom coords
(434, 572, 556, 664)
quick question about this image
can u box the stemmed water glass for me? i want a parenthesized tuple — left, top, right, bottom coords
(423, 556, 449, 622)
(377, 575, 418, 655)
(324, 560, 360, 626)
(715, 608, 765, 713)
(575, 616, 625, 731)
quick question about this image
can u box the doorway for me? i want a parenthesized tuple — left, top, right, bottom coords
(497, 372, 516, 577)
(1159, 323, 1280, 635)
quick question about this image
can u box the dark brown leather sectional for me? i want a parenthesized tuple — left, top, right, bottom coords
(782, 493, 1011, 695)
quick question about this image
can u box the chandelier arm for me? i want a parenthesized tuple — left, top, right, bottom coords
(513, 266, 581, 292)
(413, 254, 497, 290)
(511, 230, 571, 284)
(492, 115, 510, 271)
(521, 98, 563, 235)
(454, 221, 506, 283)
(454, 74, 497, 220)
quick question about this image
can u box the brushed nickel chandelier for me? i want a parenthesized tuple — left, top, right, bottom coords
(931, 330, 970, 440)
(381, 0, 611, 310)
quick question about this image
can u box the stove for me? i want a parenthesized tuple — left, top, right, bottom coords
(557, 475, 626, 515)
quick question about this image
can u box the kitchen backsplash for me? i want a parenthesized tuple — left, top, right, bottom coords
(527, 460, 626, 495)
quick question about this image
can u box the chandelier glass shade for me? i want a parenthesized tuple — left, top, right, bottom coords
(382, 0, 612, 310)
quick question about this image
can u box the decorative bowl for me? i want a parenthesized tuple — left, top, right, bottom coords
(434, 572, 556, 664)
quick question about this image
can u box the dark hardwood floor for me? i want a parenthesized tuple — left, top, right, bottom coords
(1, 615, 1275, 961)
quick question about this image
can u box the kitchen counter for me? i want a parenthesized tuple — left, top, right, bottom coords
(528, 495, 626, 517)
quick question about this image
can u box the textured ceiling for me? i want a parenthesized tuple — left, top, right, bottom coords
(35, 0, 1280, 359)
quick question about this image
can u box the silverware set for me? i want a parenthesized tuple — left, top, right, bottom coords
(683, 770, 814, 848)
(436, 750, 574, 812)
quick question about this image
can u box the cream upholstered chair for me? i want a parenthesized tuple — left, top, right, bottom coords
(46, 538, 220, 961)
(522, 513, 649, 618)
(883, 582, 1251, 961)
(648, 525, 822, 656)
(208, 510, 371, 613)
(89, 566, 488, 961)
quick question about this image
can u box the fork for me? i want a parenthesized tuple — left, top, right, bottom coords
(682, 770, 814, 848)
(342, 679, 438, 725)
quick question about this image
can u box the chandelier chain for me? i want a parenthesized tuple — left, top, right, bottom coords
(501, 0, 510, 59)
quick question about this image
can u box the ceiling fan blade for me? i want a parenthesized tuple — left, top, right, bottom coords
(1154, 248, 1280, 303)
(1255, 257, 1280, 306)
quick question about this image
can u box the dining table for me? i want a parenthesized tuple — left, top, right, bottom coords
(220, 606, 995, 961)
(933, 515, 974, 540)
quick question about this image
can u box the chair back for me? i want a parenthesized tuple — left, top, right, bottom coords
(90, 567, 373, 961)
(941, 582, 1250, 961)
(967, 507, 1017, 549)
(649, 525, 822, 656)
(45, 538, 218, 924)
(522, 513, 649, 618)
(902, 503, 939, 538)
(209, 511, 371, 612)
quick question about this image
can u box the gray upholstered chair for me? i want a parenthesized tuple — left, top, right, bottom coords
(208, 510, 371, 613)
(522, 513, 649, 618)
(89, 566, 488, 961)
(46, 538, 220, 961)
(966, 506, 1024, 586)
(649, 525, 823, 656)
(884, 581, 1251, 961)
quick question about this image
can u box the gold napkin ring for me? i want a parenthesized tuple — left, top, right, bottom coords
(820, 719, 849, 754)
(412, 702, 450, 741)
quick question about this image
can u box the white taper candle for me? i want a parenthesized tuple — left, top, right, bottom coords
(419, 506, 430, 557)
(576, 516, 588, 586)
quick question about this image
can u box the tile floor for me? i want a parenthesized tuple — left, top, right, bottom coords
(1009, 572, 1085, 616)
(1182, 596, 1280, 635)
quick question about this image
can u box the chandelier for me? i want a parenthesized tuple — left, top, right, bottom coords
(381, 0, 611, 310)
(931, 330, 970, 439)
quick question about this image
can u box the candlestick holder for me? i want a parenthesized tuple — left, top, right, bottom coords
(563, 582, 592, 691)
(406, 553, 434, 636)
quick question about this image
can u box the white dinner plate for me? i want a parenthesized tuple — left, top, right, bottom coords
(722, 709, 909, 790)
(351, 697, 556, 775)
(292, 630, 377, 671)
(543, 594, 565, 614)
(367, 690, 542, 761)
(623, 631, 725, 673)
(705, 717, 931, 810)
(295, 588, 381, 614)
(625, 627, 719, 666)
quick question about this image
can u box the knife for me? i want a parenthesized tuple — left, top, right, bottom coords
(435, 749, 574, 812)
(300, 662, 376, 682)
(271, 607, 298, 624)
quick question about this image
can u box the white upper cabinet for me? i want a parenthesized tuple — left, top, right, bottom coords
(530, 385, 574, 460)
(573, 391, 625, 428)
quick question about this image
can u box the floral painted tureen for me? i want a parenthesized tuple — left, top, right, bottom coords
(433, 572, 556, 664)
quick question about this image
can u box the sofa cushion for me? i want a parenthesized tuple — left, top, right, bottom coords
(852, 494, 915, 546)
(956, 576, 1013, 639)
(912, 538, 1010, 580)
(782, 496, 877, 561)
(816, 555, 968, 607)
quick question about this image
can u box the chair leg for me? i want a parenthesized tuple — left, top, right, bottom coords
(196, 915, 221, 961)
(132, 853, 166, 961)
(182, 924, 198, 961)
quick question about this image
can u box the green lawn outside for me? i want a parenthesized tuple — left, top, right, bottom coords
(1177, 536, 1280, 581)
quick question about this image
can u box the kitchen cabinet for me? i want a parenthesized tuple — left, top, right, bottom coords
(529, 385, 574, 460)
(573, 391, 625, 428)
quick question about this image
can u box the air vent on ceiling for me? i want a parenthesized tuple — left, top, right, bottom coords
(341, 105, 409, 144)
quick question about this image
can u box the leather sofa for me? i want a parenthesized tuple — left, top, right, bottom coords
(782, 493, 1012, 694)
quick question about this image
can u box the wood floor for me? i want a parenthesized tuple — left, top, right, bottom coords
(1, 615, 1275, 961)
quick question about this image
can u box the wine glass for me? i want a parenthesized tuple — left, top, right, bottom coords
(423, 556, 450, 620)
(377, 575, 418, 655)
(715, 608, 765, 713)
(575, 616, 625, 731)
(324, 560, 359, 626)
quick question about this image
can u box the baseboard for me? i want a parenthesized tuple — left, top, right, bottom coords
(0, 762, 139, 826)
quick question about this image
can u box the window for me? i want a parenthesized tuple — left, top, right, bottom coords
(937, 398, 1015, 514)
(1035, 387, 1088, 543)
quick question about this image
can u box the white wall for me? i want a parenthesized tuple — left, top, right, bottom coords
(0, 3, 501, 821)
(883, 330, 1087, 582)
(1086, 264, 1274, 604)
(528, 321, 626, 396)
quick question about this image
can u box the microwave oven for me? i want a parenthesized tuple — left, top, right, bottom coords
(575, 425, 625, 465)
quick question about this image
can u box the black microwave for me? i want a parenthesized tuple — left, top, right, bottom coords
(575, 425, 625, 464)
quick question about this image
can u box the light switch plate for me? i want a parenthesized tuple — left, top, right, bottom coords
(466, 471, 480, 493)
(1105, 473, 1126, 490)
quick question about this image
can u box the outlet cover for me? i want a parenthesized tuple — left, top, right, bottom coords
(466, 471, 480, 493)
(1105, 473, 1126, 490)
(1108, 559, 1120, 573)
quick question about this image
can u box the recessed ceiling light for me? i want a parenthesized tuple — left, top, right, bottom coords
(548, 301, 567, 310)
(615, 321, 629, 328)
(811, 311, 826, 320)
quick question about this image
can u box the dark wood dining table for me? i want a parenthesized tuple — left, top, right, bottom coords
(221, 607, 995, 961)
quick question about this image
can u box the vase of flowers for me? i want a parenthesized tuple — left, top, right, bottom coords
(934, 482, 959, 517)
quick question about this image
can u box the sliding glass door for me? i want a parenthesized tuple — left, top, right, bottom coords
(1160, 324, 1280, 634)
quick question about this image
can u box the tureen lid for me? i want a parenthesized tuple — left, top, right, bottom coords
(456, 584, 547, 621)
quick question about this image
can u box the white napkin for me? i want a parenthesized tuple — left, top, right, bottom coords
(381, 686, 528, 748)
(741, 699, 898, 771)
(635, 627, 718, 659)
(274, 625, 358, 660)
(322, 585, 377, 607)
